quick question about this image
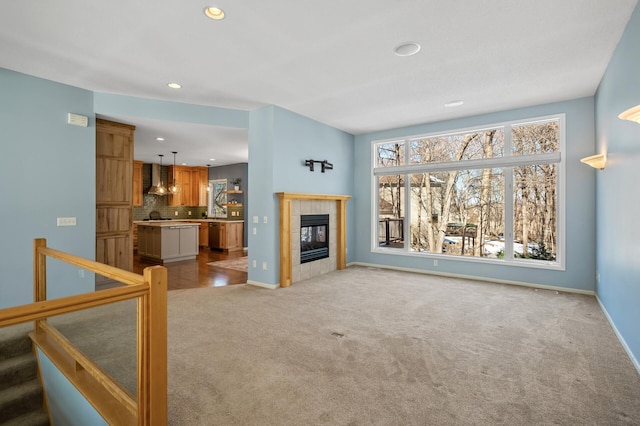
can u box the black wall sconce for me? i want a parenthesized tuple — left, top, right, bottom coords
(304, 159, 333, 173)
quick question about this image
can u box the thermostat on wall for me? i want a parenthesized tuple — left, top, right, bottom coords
(67, 113, 88, 127)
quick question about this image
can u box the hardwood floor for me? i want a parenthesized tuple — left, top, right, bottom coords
(132, 248, 247, 291)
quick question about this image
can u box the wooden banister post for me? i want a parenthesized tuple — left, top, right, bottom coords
(138, 265, 168, 426)
(33, 238, 47, 303)
(33, 238, 47, 334)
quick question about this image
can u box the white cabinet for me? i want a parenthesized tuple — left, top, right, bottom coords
(161, 227, 181, 258)
(138, 223, 199, 263)
(177, 226, 198, 256)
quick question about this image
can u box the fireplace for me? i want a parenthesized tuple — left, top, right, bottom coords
(277, 192, 350, 287)
(300, 214, 329, 264)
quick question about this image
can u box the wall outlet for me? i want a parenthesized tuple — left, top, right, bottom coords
(253, 216, 259, 224)
(174, 211, 178, 216)
(262, 261, 267, 270)
(263, 216, 268, 224)
(188, 211, 192, 216)
(252, 260, 257, 268)
(433, 259, 438, 266)
(253, 227, 257, 235)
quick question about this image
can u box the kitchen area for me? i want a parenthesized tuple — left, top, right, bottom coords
(132, 160, 247, 265)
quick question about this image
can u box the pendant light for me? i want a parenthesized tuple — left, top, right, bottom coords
(149, 154, 169, 195)
(169, 151, 181, 194)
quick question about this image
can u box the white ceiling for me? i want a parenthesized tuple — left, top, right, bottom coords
(1, 1, 637, 166)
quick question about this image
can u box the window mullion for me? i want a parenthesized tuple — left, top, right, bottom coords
(373, 152, 560, 177)
(504, 168, 514, 260)
(504, 126, 513, 260)
(403, 140, 410, 252)
(404, 173, 410, 252)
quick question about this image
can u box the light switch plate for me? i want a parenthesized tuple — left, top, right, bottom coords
(57, 217, 77, 226)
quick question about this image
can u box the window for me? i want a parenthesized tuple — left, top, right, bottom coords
(373, 115, 563, 268)
(208, 179, 227, 218)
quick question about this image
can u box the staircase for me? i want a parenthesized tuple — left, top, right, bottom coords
(0, 331, 49, 426)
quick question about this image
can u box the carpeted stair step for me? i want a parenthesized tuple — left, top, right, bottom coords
(0, 410, 50, 426)
(0, 379, 44, 423)
(0, 353, 38, 392)
(0, 334, 32, 362)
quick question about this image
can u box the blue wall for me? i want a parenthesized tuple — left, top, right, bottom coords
(247, 106, 354, 286)
(594, 3, 640, 369)
(0, 69, 96, 308)
(354, 97, 597, 292)
(38, 349, 107, 425)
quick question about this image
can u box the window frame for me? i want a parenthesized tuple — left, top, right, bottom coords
(370, 114, 566, 271)
(208, 179, 228, 218)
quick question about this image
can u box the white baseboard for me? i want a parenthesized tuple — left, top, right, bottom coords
(246, 280, 279, 290)
(347, 261, 595, 296)
(595, 295, 640, 376)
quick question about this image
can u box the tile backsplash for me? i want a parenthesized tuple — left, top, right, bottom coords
(133, 199, 208, 220)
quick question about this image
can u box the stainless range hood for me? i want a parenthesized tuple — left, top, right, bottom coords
(148, 163, 168, 195)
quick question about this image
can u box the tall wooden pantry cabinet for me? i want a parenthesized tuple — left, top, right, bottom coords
(95, 119, 135, 286)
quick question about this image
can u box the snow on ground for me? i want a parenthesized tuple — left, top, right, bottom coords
(445, 238, 538, 257)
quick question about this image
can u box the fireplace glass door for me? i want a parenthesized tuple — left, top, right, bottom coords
(300, 214, 329, 263)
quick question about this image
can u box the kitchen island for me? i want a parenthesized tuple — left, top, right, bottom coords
(137, 221, 200, 263)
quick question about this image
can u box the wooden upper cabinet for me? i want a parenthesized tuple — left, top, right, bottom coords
(168, 165, 208, 206)
(191, 168, 200, 207)
(198, 167, 209, 207)
(168, 165, 191, 206)
(179, 168, 192, 204)
(168, 165, 180, 206)
(133, 160, 143, 206)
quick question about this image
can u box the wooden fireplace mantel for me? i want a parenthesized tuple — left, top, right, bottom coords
(277, 192, 351, 287)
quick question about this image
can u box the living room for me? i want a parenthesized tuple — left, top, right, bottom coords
(1, 1, 639, 424)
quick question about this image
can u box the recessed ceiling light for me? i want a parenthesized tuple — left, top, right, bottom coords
(445, 100, 464, 108)
(167, 82, 182, 89)
(181, 162, 187, 166)
(209, 158, 216, 161)
(394, 42, 421, 57)
(156, 137, 165, 141)
(204, 7, 225, 20)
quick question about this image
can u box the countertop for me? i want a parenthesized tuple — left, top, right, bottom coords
(134, 219, 244, 225)
(134, 221, 201, 227)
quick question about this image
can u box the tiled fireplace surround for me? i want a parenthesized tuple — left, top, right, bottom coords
(277, 193, 351, 287)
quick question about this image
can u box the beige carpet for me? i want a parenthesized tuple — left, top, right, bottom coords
(206, 257, 248, 272)
(50, 266, 640, 425)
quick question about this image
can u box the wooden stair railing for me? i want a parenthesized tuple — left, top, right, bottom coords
(0, 238, 167, 426)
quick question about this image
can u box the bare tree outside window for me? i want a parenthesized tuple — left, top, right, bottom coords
(374, 117, 561, 264)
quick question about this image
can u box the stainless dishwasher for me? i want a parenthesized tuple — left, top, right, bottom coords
(208, 222, 220, 249)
